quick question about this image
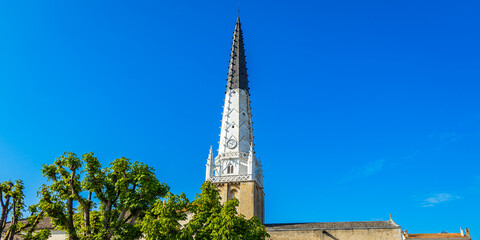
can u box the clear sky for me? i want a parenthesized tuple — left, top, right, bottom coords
(1, 0, 479, 238)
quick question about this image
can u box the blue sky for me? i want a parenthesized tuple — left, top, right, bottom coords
(1, 0, 479, 237)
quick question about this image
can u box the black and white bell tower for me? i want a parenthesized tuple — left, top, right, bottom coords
(205, 17, 264, 223)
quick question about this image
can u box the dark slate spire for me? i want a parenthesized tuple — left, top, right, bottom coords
(226, 17, 249, 93)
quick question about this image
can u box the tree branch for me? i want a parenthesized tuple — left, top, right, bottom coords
(129, 214, 138, 225)
(89, 172, 106, 204)
(0, 191, 4, 207)
(4, 196, 18, 240)
(64, 169, 79, 240)
(103, 201, 112, 231)
(116, 208, 128, 223)
(69, 169, 91, 236)
(124, 211, 139, 224)
(0, 194, 11, 233)
(20, 210, 44, 231)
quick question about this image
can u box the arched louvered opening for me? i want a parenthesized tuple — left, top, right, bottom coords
(227, 164, 234, 174)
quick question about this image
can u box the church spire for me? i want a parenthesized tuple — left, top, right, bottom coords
(205, 18, 265, 223)
(226, 17, 249, 93)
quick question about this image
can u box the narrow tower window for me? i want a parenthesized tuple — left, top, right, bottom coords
(227, 164, 234, 174)
(229, 189, 238, 200)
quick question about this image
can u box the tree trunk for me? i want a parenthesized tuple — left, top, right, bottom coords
(66, 197, 79, 240)
(0, 195, 11, 234)
(0, 208, 7, 234)
(3, 199, 16, 240)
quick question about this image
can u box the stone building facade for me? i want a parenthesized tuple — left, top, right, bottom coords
(266, 220, 402, 240)
(402, 228, 471, 240)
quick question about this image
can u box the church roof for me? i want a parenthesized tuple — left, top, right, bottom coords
(226, 17, 249, 93)
(265, 220, 400, 231)
(2, 217, 55, 240)
(2, 217, 55, 232)
(405, 233, 469, 239)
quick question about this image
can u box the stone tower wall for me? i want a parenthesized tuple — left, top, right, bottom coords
(215, 180, 264, 223)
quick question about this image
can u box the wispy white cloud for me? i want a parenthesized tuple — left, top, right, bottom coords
(340, 159, 385, 183)
(475, 175, 480, 185)
(421, 193, 461, 207)
(437, 132, 458, 142)
(362, 159, 385, 176)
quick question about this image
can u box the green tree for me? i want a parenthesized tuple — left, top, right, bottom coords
(38, 152, 169, 240)
(0, 180, 50, 240)
(141, 181, 269, 240)
(140, 193, 189, 240)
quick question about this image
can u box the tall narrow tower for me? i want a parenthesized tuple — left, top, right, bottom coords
(205, 17, 264, 223)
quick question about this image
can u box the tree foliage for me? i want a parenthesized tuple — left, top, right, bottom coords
(38, 152, 169, 240)
(140, 193, 189, 240)
(3, 153, 268, 240)
(141, 181, 269, 240)
(0, 180, 50, 240)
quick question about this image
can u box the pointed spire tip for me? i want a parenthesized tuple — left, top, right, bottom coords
(226, 17, 248, 92)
